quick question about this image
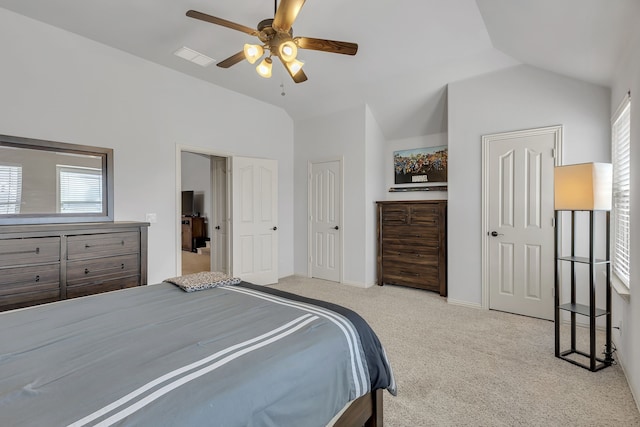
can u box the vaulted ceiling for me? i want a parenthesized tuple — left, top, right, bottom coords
(0, 0, 637, 140)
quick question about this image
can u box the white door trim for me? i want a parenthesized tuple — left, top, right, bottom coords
(211, 157, 229, 274)
(307, 157, 344, 283)
(481, 125, 563, 310)
(175, 144, 233, 276)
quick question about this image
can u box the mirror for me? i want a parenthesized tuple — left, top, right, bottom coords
(0, 134, 113, 225)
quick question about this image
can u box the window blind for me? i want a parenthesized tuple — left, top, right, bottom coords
(612, 97, 631, 287)
(0, 164, 22, 214)
(58, 166, 103, 213)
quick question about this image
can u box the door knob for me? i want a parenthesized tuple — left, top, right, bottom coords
(215, 225, 221, 230)
(490, 231, 504, 237)
(334, 226, 339, 230)
(272, 226, 278, 231)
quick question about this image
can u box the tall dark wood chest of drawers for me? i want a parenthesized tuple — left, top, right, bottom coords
(0, 222, 148, 312)
(376, 200, 447, 296)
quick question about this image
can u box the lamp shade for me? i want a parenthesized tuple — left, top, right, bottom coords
(554, 162, 612, 211)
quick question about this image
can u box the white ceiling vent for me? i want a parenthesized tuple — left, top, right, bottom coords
(174, 47, 214, 67)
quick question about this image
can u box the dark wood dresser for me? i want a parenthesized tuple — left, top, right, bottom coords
(0, 222, 148, 312)
(181, 216, 206, 252)
(376, 200, 447, 296)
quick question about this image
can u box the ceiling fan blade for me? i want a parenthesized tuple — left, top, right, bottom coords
(186, 10, 258, 36)
(285, 64, 308, 83)
(272, 0, 306, 32)
(295, 37, 358, 55)
(217, 51, 246, 68)
(292, 68, 308, 83)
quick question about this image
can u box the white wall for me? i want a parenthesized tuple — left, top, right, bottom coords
(364, 105, 387, 286)
(610, 23, 640, 409)
(0, 8, 294, 284)
(294, 105, 367, 285)
(447, 64, 611, 306)
(384, 133, 449, 202)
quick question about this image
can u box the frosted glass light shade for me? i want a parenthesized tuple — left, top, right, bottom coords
(278, 40, 298, 62)
(554, 163, 612, 211)
(243, 44, 264, 64)
(284, 58, 304, 76)
(256, 57, 272, 78)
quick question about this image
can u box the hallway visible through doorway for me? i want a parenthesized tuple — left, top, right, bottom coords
(181, 242, 211, 275)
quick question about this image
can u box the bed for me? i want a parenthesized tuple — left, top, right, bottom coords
(0, 279, 396, 426)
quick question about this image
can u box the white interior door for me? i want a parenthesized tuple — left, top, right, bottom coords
(309, 160, 342, 282)
(231, 156, 278, 285)
(484, 126, 562, 320)
(211, 157, 228, 274)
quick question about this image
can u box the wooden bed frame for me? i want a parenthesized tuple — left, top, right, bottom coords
(334, 388, 383, 427)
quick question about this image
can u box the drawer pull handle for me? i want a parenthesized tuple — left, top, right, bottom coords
(0, 247, 41, 256)
(84, 264, 126, 275)
(35, 275, 40, 282)
(85, 241, 125, 249)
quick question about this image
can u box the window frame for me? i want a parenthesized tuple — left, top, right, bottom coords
(0, 163, 23, 214)
(611, 93, 631, 289)
(57, 165, 104, 214)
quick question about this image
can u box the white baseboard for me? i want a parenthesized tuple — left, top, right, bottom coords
(447, 298, 483, 310)
(286, 274, 372, 288)
(611, 337, 640, 413)
(340, 280, 371, 289)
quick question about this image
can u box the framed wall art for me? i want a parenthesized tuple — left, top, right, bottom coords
(393, 146, 448, 185)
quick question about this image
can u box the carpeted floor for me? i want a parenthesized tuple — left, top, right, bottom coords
(181, 250, 210, 275)
(271, 276, 640, 427)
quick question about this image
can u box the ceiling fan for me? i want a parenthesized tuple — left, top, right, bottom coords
(186, 0, 358, 83)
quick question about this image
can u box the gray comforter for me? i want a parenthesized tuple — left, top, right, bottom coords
(0, 282, 395, 426)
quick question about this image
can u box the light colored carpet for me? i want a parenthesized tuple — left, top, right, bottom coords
(181, 250, 210, 275)
(271, 276, 640, 427)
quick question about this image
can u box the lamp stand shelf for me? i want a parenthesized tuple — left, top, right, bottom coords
(554, 210, 614, 371)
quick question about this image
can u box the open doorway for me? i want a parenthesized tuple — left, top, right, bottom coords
(178, 148, 229, 276)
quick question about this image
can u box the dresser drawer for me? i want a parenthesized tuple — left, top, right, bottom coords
(67, 254, 140, 286)
(0, 289, 60, 312)
(67, 275, 140, 299)
(410, 205, 441, 225)
(0, 237, 60, 267)
(381, 205, 409, 225)
(381, 263, 439, 291)
(0, 264, 60, 311)
(0, 264, 60, 292)
(382, 247, 440, 267)
(382, 225, 439, 246)
(67, 232, 140, 260)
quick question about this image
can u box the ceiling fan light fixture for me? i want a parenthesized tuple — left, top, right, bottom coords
(256, 57, 273, 78)
(278, 40, 298, 62)
(186, 4, 358, 84)
(284, 58, 304, 76)
(243, 44, 264, 64)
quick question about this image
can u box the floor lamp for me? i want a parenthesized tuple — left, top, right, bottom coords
(554, 162, 614, 371)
